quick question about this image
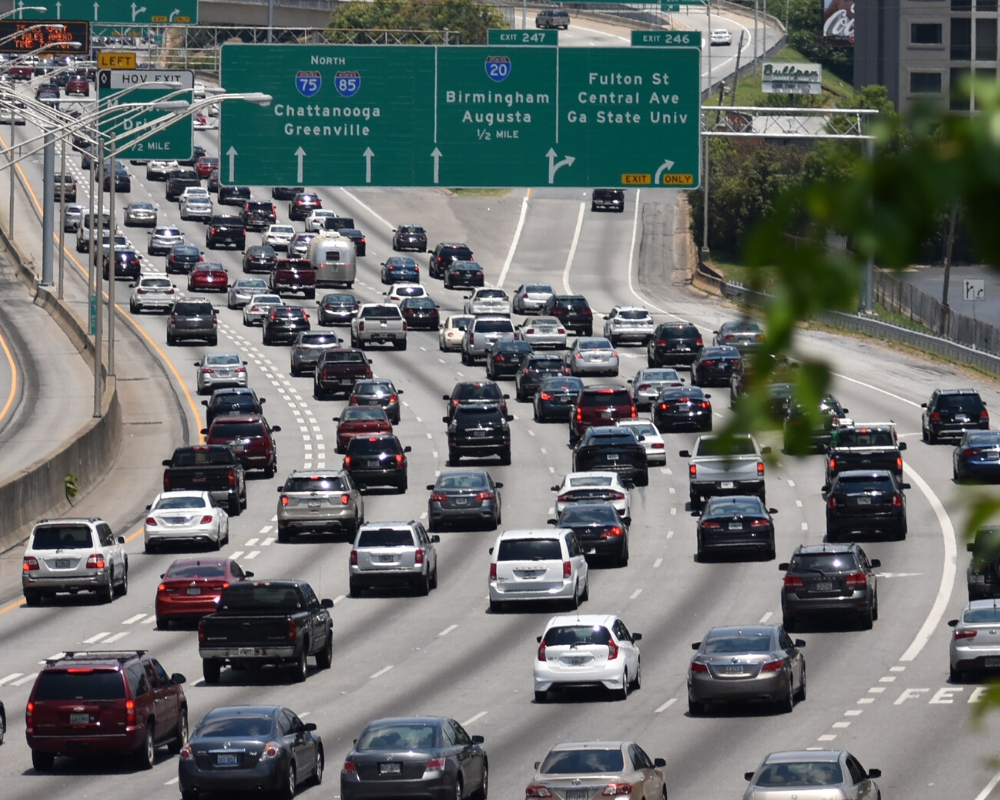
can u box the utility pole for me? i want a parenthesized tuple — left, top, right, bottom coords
(941, 204, 958, 335)
(93, 140, 105, 418)
(107, 143, 117, 376)
(57, 134, 66, 299)
(7, 104, 14, 237)
(40, 131, 54, 285)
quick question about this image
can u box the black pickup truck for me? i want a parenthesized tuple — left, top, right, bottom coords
(162, 444, 247, 516)
(825, 423, 906, 484)
(198, 580, 334, 684)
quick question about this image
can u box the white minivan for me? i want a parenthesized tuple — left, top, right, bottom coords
(488, 528, 589, 613)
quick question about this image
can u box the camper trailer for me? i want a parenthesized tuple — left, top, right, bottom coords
(307, 230, 357, 288)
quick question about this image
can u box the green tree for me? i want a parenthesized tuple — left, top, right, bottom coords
(327, 0, 505, 44)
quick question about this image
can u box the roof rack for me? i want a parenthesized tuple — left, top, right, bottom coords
(46, 650, 146, 665)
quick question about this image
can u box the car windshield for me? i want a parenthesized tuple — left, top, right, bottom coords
(342, 407, 387, 421)
(131, 203, 153, 210)
(299, 333, 338, 345)
(474, 320, 514, 333)
(354, 382, 393, 396)
(32, 525, 92, 550)
(755, 762, 843, 787)
(540, 749, 624, 775)
(284, 475, 345, 492)
(388, 258, 417, 267)
(560, 505, 617, 524)
(703, 633, 772, 654)
(154, 496, 208, 510)
(705, 496, 763, 516)
(34, 670, 125, 701)
(347, 437, 399, 456)
(357, 723, 438, 751)
(696, 437, 757, 456)
(457, 384, 502, 400)
(211, 422, 265, 438)
(358, 528, 414, 547)
(272, 309, 302, 319)
(661, 389, 705, 401)
(543, 625, 612, 647)
(835, 429, 894, 447)
(790, 553, 859, 572)
(173, 247, 198, 257)
(166, 563, 227, 579)
(197, 716, 272, 738)
(497, 538, 561, 561)
(219, 584, 300, 611)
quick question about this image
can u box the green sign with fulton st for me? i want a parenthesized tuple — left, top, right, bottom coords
(220, 44, 700, 188)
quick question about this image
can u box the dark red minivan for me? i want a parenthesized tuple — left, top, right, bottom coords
(570, 385, 637, 444)
(203, 414, 281, 477)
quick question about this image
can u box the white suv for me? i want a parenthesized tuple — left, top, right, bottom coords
(461, 316, 515, 365)
(349, 521, 439, 597)
(488, 528, 589, 613)
(22, 518, 129, 605)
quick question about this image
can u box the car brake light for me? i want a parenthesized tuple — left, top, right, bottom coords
(761, 659, 783, 672)
(526, 787, 553, 798)
(339, 493, 350, 505)
(395, 453, 404, 466)
(701, 359, 716, 366)
(892, 493, 902, 508)
(845, 571, 867, 588)
(425, 757, 445, 770)
(430, 492, 448, 502)
(602, 785, 632, 797)
(955, 628, 978, 640)
(784, 575, 805, 588)
(146, 516, 158, 526)
(287, 619, 297, 641)
(344, 456, 352, 467)
(126, 699, 135, 726)
(827, 496, 837, 509)
(490, 563, 497, 580)
(200, 368, 214, 375)
(983, 409, 990, 421)
(198, 514, 213, 524)
(930, 411, 941, 420)
(350, 549, 358, 566)
(700, 401, 710, 409)
(86, 554, 106, 569)
(964, 448, 981, 458)
(689, 464, 697, 478)
(415, 548, 425, 565)
(749, 518, 769, 528)
(179, 744, 193, 760)
(601, 526, 623, 538)
(690, 661, 708, 673)
(757, 462, 765, 477)
(343, 760, 357, 772)
(562, 560, 571, 578)
(22, 556, 39, 571)
(537, 641, 547, 662)
(701, 520, 721, 529)
(606, 638, 619, 660)
(476, 491, 495, 501)
(228, 470, 237, 488)
(262, 741, 281, 759)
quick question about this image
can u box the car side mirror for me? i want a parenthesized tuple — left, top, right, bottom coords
(503, 394, 510, 400)
(551, 485, 559, 492)
(948, 619, 959, 627)
(304, 722, 318, 732)
(680, 379, 685, 384)
(768, 508, 778, 514)
(403, 446, 412, 453)
(632, 633, 642, 641)
(507, 415, 515, 422)
(426, 484, 435, 491)
(536, 635, 543, 643)
(276, 486, 284, 493)
(194, 361, 201, 366)
(898, 442, 907, 451)
(679, 450, 691, 457)
(654, 758, 666, 768)
(488, 547, 494, 555)
(443, 394, 450, 400)
(901, 483, 911, 490)
(260, 398, 266, 404)
(431, 535, 440, 543)
(870, 558, 881, 568)
(117, 536, 125, 544)
(778, 562, 789, 571)
(495, 482, 503, 489)
(794, 639, 806, 648)
(171, 673, 186, 685)
(201, 400, 208, 406)
(968, 542, 976, 552)
(821, 484, 830, 493)
(744, 772, 755, 781)
(921, 402, 928, 408)
(534, 761, 541, 770)
(761, 446, 772, 454)
(442, 416, 450, 423)
(691, 511, 700, 517)
(321, 598, 334, 609)
(333, 416, 340, 421)
(272, 426, 282, 433)
(547, 518, 557, 525)
(200, 428, 208, 435)
(867, 769, 881, 779)
(691, 642, 701, 650)
(162, 459, 172, 467)
(145, 504, 151, 511)
(244, 571, 254, 578)
(243, 361, 248, 366)
(398, 389, 404, 395)
(637, 435, 645, 442)
(704, 393, 711, 398)
(472, 735, 485, 744)
(128, 283, 136, 288)
(842, 408, 849, 413)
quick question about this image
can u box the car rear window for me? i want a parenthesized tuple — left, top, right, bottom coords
(219, 584, 300, 611)
(559, 505, 617, 524)
(357, 723, 438, 751)
(790, 552, 858, 572)
(835, 429, 894, 447)
(543, 625, 612, 647)
(456, 406, 503, 423)
(703, 633, 771, 654)
(617, 309, 649, 320)
(35, 670, 126, 700)
(965, 607, 1000, 623)
(473, 319, 514, 333)
(354, 382, 392, 396)
(705, 496, 763, 516)
(405, 298, 436, 309)
(362, 306, 402, 319)
(284, 476, 345, 492)
(478, 289, 506, 299)
(325, 351, 365, 363)
(211, 422, 265, 438)
(756, 762, 843, 788)
(834, 475, 893, 492)
(299, 333, 338, 345)
(143, 279, 171, 289)
(342, 407, 387, 421)
(580, 339, 613, 350)
(457, 384, 502, 400)
(497, 538, 561, 561)
(358, 528, 414, 547)
(579, 390, 630, 407)
(198, 716, 272, 738)
(966, 432, 1000, 446)
(541, 749, 624, 775)
(172, 448, 232, 466)
(696, 437, 757, 456)
(937, 394, 983, 412)
(542, 377, 584, 392)
(166, 563, 227, 579)
(584, 431, 638, 446)
(32, 524, 93, 550)
(206, 354, 241, 365)
(399, 225, 425, 234)
(154, 496, 208, 510)
(347, 437, 400, 456)
(527, 356, 564, 369)
(174, 302, 213, 315)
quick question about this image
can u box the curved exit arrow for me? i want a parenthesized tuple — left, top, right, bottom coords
(654, 159, 675, 185)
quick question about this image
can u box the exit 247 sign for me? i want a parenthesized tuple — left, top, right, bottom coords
(220, 44, 700, 189)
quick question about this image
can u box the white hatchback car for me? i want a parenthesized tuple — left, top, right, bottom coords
(488, 528, 589, 613)
(439, 314, 474, 352)
(615, 419, 666, 466)
(534, 614, 642, 702)
(552, 471, 631, 520)
(143, 490, 230, 553)
(386, 283, 427, 304)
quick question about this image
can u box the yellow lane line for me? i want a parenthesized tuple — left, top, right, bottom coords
(0, 323, 17, 426)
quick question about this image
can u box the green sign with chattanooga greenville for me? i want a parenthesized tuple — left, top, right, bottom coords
(219, 44, 700, 188)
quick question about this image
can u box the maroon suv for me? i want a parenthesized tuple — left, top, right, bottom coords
(570, 385, 637, 443)
(26, 650, 188, 771)
(203, 414, 281, 477)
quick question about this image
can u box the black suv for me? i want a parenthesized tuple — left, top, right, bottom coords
(205, 215, 246, 250)
(823, 469, 909, 541)
(262, 306, 310, 345)
(343, 434, 410, 492)
(780, 543, 881, 631)
(968, 526, 1000, 600)
(445, 380, 509, 421)
(289, 192, 322, 220)
(572, 425, 648, 485)
(783, 395, 850, 453)
(103, 248, 141, 281)
(541, 294, 593, 336)
(392, 223, 427, 252)
(922, 388, 989, 443)
(242, 200, 277, 231)
(429, 242, 474, 279)
(647, 322, 703, 367)
(445, 403, 512, 465)
(486, 338, 533, 381)
(165, 168, 200, 201)
(515, 353, 569, 402)
(203, 387, 265, 427)
(218, 185, 251, 206)
(591, 188, 624, 212)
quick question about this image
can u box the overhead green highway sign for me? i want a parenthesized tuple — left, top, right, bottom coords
(220, 44, 700, 189)
(97, 68, 193, 159)
(488, 28, 559, 46)
(15, 0, 197, 25)
(632, 30, 702, 47)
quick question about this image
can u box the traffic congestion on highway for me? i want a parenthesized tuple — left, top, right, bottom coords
(1, 21, 1000, 800)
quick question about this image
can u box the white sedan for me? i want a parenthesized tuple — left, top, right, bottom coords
(439, 314, 473, 352)
(710, 28, 733, 45)
(615, 418, 667, 466)
(386, 283, 427, 304)
(143, 491, 229, 553)
(263, 223, 296, 251)
(515, 316, 567, 349)
(552, 471, 631, 521)
(305, 209, 338, 232)
(243, 294, 283, 326)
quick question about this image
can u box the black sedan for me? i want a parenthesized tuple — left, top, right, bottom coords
(341, 716, 487, 800)
(695, 495, 777, 561)
(243, 245, 278, 274)
(515, 353, 570, 402)
(167, 243, 202, 274)
(533, 376, 584, 422)
(339, 227, 367, 257)
(653, 386, 713, 432)
(318, 292, 359, 326)
(381, 256, 420, 284)
(954, 430, 1000, 483)
(179, 705, 323, 797)
(103, 248, 142, 281)
(272, 186, 305, 200)
(427, 469, 503, 531)
(690, 345, 741, 387)
(289, 192, 322, 220)
(444, 260, 485, 289)
(550, 502, 629, 565)
(204, 387, 265, 427)
(486, 338, 533, 381)
(573, 426, 648, 486)
(400, 297, 440, 331)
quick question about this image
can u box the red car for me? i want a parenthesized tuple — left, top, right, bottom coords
(202, 413, 281, 476)
(187, 262, 229, 292)
(8, 65, 31, 81)
(195, 155, 218, 179)
(154, 557, 253, 629)
(65, 75, 89, 96)
(335, 406, 393, 453)
(570, 385, 638, 444)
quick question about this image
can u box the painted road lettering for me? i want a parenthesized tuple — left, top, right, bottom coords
(893, 686, 989, 704)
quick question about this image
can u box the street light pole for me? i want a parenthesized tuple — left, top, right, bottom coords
(107, 142, 117, 375)
(57, 131, 65, 299)
(7, 102, 13, 237)
(40, 129, 53, 285)
(93, 138, 105, 417)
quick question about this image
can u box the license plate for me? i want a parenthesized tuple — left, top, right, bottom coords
(453, 498, 468, 506)
(232, 444, 245, 452)
(471, 430, 488, 438)
(55, 559, 70, 568)
(815, 581, 833, 592)
(379, 555, 396, 563)
(217, 754, 238, 766)
(678, 346, 690, 351)
(988, 452, 1000, 461)
(308, 499, 321, 509)
(186, 587, 201, 595)
(567, 656, 586, 666)
(380, 763, 401, 775)
(986, 657, 1000, 667)
(606, 454, 619, 461)
(237, 648, 256, 657)
(957, 414, 970, 422)
(165, 517, 186, 525)
(601, 411, 614, 419)
(367, 459, 381, 469)
(520, 571, 539, 579)
(857, 496, 871, 505)
(70, 713, 89, 724)
(723, 666, 744, 674)
(720, 481, 735, 489)
(728, 523, 742, 530)
(567, 791, 588, 800)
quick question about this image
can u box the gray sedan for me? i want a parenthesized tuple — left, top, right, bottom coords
(688, 625, 806, 714)
(567, 337, 619, 376)
(228, 277, 269, 309)
(123, 201, 157, 228)
(290, 331, 340, 376)
(196, 352, 249, 395)
(148, 225, 184, 256)
(628, 367, 685, 409)
(512, 282, 554, 314)
(426, 469, 502, 531)
(742, 750, 881, 800)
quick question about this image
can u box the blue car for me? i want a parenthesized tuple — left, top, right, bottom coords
(381, 256, 420, 284)
(954, 430, 1000, 483)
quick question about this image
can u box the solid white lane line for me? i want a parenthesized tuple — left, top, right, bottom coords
(974, 769, 1000, 800)
(462, 711, 488, 727)
(654, 698, 676, 713)
(122, 613, 146, 625)
(498, 191, 530, 288)
(103, 632, 130, 644)
(164, 778, 179, 785)
(83, 632, 110, 644)
(339, 187, 395, 231)
(370, 665, 393, 679)
(561, 202, 586, 294)
(438, 624, 458, 637)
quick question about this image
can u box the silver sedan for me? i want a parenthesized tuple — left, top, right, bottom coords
(228, 277, 269, 309)
(688, 625, 806, 714)
(567, 337, 619, 376)
(195, 352, 248, 394)
(123, 201, 157, 228)
(512, 282, 554, 314)
(742, 750, 882, 800)
(515, 316, 567, 349)
(243, 294, 283, 326)
(949, 600, 1000, 681)
(148, 225, 183, 256)
(628, 367, 685, 409)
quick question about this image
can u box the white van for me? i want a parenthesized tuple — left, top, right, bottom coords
(307, 230, 357, 288)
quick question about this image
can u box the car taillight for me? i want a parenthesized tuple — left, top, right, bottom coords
(607, 639, 619, 660)
(415, 548, 425, 565)
(827, 495, 837, 509)
(845, 571, 867, 588)
(350, 550, 358, 566)
(689, 464, 697, 478)
(343, 760, 357, 772)
(199, 514, 213, 524)
(227, 469, 237, 488)
(163, 473, 171, 490)
(86, 554, 106, 569)
(430, 492, 448, 502)
(200, 368, 215, 375)
(761, 659, 783, 672)
(262, 741, 281, 759)
(395, 453, 404, 466)
(22, 556, 39, 571)
(210, 227, 217, 235)
(402, 321, 408, 331)
(631, 407, 637, 418)
(526, 787, 553, 798)
(490, 563, 497, 580)
(983, 409, 990, 421)
(784, 575, 805, 588)
(892, 493, 902, 508)
(700, 401, 710, 409)
(562, 560, 571, 578)
(537, 641, 547, 662)
(690, 661, 708, 673)
(749, 519, 769, 528)
(169, 315, 177, 324)
(336, 493, 349, 506)
(602, 785, 632, 797)
(701, 359, 716, 366)
(146, 516, 158, 526)
(344, 456, 352, 467)
(475, 491, 495, 501)
(582, 308, 592, 316)
(757, 462, 765, 476)
(930, 411, 941, 420)
(701, 521, 721, 529)
(425, 757, 445, 770)
(126, 699, 135, 726)
(136, 288, 147, 294)
(539, 392, 552, 401)
(575, 408, 582, 421)
(287, 619, 297, 641)
(179, 744, 193, 761)
(955, 629, 978, 640)
(574, 353, 582, 359)
(964, 448, 981, 458)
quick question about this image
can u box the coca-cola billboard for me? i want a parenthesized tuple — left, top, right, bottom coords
(822, 0, 854, 45)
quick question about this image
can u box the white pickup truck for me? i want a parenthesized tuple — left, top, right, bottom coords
(679, 433, 771, 510)
(351, 303, 407, 350)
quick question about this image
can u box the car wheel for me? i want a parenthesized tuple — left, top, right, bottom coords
(156, 616, 169, 630)
(928, 428, 938, 444)
(782, 614, 795, 633)
(311, 747, 325, 785)
(569, 582, 580, 610)
(454, 775, 463, 800)
(500, 448, 512, 466)
(780, 677, 795, 713)
(631, 659, 641, 691)
(168, 708, 188, 755)
(202, 658, 221, 684)
(534, 690, 547, 704)
(264, 462, 276, 479)
(292, 647, 308, 683)
(430, 566, 438, 590)
(618, 669, 630, 701)
(795, 663, 807, 702)
(98, 574, 114, 603)
(689, 492, 701, 512)
(921, 423, 928, 442)
(950, 663, 964, 683)
(280, 762, 297, 800)
(872, 592, 879, 620)
(135, 721, 155, 770)
(115, 563, 129, 596)
(416, 573, 430, 596)
(635, 470, 649, 487)
(316, 632, 333, 669)
(0, 707, 5, 745)
(31, 750, 55, 771)
(166, 333, 176, 346)
(209, 336, 218, 346)
(489, 599, 504, 614)
(474, 759, 489, 800)
(687, 696, 705, 716)
(617, 540, 629, 568)
(349, 579, 362, 598)
(860, 606, 874, 630)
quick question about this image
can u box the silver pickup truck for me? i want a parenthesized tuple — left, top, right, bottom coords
(680, 433, 771, 510)
(351, 303, 407, 350)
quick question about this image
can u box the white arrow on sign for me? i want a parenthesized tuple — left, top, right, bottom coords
(430, 147, 442, 185)
(16, 0, 23, 20)
(226, 146, 237, 183)
(169, 8, 180, 21)
(654, 159, 675, 185)
(131, 3, 146, 21)
(294, 146, 306, 184)
(93, 2, 99, 21)
(363, 147, 374, 184)
(546, 148, 574, 185)
(55, 1, 61, 19)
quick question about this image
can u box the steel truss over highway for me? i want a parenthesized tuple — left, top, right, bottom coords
(701, 105, 878, 139)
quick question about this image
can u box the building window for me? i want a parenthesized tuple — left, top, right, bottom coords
(951, 67, 972, 110)
(952, 0, 972, 9)
(979, 0, 998, 12)
(910, 72, 943, 92)
(912, 23, 943, 44)
(976, 18, 998, 60)
(952, 18, 972, 60)
(975, 68, 996, 108)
